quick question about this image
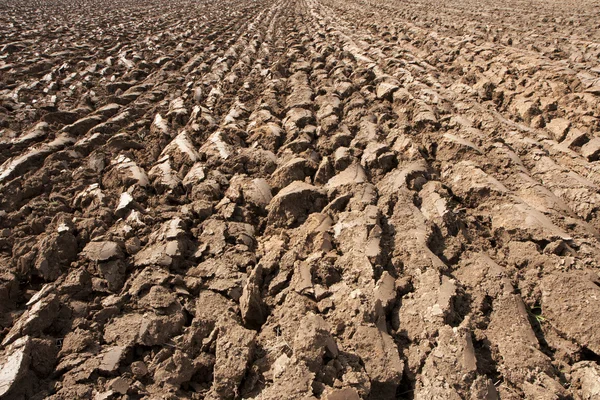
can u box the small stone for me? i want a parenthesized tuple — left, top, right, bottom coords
(562, 128, 588, 149)
(0, 336, 31, 397)
(108, 377, 129, 395)
(283, 107, 314, 131)
(115, 192, 135, 217)
(98, 346, 126, 373)
(244, 178, 272, 209)
(293, 313, 338, 372)
(138, 285, 177, 309)
(473, 79, 495, 101)
(375, 271, 396, 311)
(546, 118, 571, 142)
(271, 353, 291, 379)
(571, 361, 600, 399)
(130, 361, 148, 378)
(326, 388, 361, 400)
(182, 163, 206, 189)
(153, 350, 195, 386)
(266, 181, 326, 228)
(270, 157, 309, 190)
(539, 97, 558, 112)
(94, 391, 115, 400)
(581, 138, 600, 161)
(125, 237, 141, 255)
(513, 98, 539, 123)
(2, 294, 59, 346)
(240, 265, 267, 330)
(314, 157, 334, 185)
(530, 114, 545, 129)
(376, 81, 400, 100)
(326, 163, 368, 190)
(82, 241, 123, 262)
(333, 147, 352, 171)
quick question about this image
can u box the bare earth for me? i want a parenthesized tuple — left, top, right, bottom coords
(1, 0, 600, 398)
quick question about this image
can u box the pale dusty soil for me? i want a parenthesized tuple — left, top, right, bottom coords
(1, 0, 600, 398)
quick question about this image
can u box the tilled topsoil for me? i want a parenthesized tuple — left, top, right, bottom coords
(1, 0, 600, 398)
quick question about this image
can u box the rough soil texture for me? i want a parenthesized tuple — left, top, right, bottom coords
(1, 0, 600, 398)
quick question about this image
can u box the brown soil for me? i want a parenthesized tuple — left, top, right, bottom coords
(1, 0, 600, 398)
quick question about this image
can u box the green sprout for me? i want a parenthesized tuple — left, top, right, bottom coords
(528, 305, 546, 324)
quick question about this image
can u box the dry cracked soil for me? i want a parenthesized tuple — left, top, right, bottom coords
(1, 0, 600, 398)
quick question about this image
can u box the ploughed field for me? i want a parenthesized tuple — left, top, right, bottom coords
(1, 0, 600, 398)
